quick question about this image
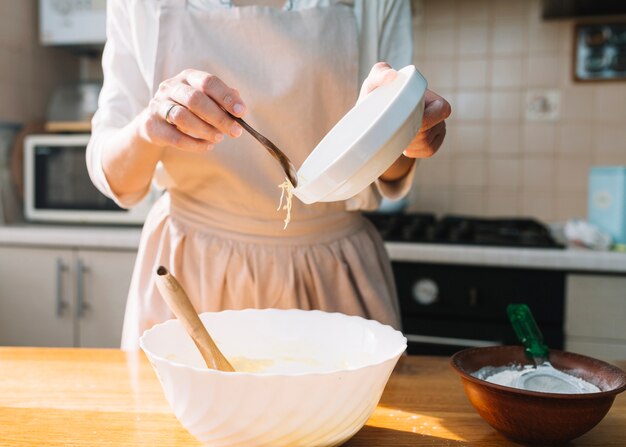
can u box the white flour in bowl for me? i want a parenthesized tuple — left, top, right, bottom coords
(473, 364, 601, 394)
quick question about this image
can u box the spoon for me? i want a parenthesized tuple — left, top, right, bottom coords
(223, 108, 298, 188)
(506, 304, 591, 393)
(155, 266, 234, 372)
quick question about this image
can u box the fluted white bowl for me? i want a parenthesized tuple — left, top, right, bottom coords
(294, 65, 427, 204)
(140, 309, 407, 447)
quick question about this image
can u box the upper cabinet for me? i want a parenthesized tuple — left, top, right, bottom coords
(39, 0, 107, 47)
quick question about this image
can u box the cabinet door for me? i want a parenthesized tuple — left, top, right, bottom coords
(76, 249, 136, 348)
(0, 246, 74, 347)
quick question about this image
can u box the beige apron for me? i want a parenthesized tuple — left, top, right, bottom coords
(121, 0, 400, 350)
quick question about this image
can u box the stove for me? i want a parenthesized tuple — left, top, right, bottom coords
(363, 213, 564, 248)
(364, 213, 566, 356)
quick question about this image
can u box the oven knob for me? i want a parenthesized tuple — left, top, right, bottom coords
(412, 279, 439, 305)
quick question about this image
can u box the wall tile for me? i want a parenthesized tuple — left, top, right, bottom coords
(489, 124, 521, 154)
(557, 123, 593, 155)
(560, 87, 595, 122)
(489, 90, 522, 121)
(527, 54, 563, 87)
(555, 157, 592, 192)
(452, 124, 487, 155)
(452, 158, 486, 188)
(522, 157, 554, 190)
(419, 59, 457, 89)
(488, 159, 521, 189)
(486, 191, 521, 216)
(592, 152, 626, 166)
(492, 21, 526, 55)
(459, 25, 489, 56)
(528, 22, 568, 54)
(522, 123, 556, 155)
(593, 124, 626, 153)
(491, 0, 528, 19)
(491, 57, 524, 88)
(455, 91, 488, 121)
(450, 189, 486, 215)
(424, 0, 457, 25)
(410, 186, 451, 215)
(593, 85, 626, 122)
(522, 191, 554, 220)
(554, 192, 588, 221)
(415, 158, 452, 187)
(424, 26, 457, 57)
(413, 0, 626, 223)
(458, 0, 490, 22)
(457, 58, 488, 88)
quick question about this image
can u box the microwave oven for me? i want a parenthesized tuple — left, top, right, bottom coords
(24, 134, 158, 225)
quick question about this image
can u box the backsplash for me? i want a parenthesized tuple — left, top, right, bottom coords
(0, 0, 78, 123)
(408, 0, 626, 222)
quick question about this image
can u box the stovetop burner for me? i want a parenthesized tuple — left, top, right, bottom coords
(363, 213, 564, 249)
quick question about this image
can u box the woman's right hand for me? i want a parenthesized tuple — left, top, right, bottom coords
(137, 69, 247, 153)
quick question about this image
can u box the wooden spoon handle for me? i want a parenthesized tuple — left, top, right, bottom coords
(155, 266, 234, 372)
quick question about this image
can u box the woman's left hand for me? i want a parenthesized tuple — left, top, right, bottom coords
(359, 63, 452, 182)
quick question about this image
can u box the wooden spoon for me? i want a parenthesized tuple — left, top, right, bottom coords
(155, 266, 235, 372)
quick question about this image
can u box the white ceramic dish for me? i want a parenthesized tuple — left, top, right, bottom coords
(140, 309, 407, 447)
(294, 65, 427, 204)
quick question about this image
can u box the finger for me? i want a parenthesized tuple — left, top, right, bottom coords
(183, 69, 247, 117)
(163, 102, 224, 143)
(169, 83, 241, 137)
(425, 121, 446, 146)
(361, 62, 398, 96)
(404, 125, 446, 158)
(160, 120, 214, 153)
(420, 90, 452, 131)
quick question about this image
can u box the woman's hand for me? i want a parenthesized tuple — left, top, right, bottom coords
(136, 69, 248, 153)
(358, 63, 451, 182)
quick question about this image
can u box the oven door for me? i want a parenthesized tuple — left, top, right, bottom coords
(404, 333, 501, 356)
(24, 134, 154, 224)
(394, 262, 566, 356)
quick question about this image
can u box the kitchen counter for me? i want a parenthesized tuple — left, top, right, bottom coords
(2, 224, 626, 273)
(0, 347, 624, 446)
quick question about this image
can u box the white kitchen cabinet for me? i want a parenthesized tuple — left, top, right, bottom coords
(0, 246, 136, 348)
(0, 247, 74, 347)
(565, 274, 626, 361)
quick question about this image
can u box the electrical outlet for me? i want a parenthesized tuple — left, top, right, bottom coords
(525, 89, 561, 121)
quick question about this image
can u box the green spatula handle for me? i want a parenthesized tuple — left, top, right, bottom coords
(506, 304, 549, 361)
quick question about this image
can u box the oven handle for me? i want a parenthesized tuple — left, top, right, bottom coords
(405, 334, 501, 348)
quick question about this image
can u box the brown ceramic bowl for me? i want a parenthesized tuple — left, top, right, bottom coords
(450, 346, 626, 445)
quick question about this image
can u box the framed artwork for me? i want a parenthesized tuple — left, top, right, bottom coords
(574, 22, 626, 82)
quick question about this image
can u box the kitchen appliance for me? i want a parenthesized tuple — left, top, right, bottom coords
(364, 213, 566, 355)
(543, 0, 626, 19)
(39, 0, 106, 47)
(45, 81, 102, 132)
(23, 134, 159, 225)
(588, 166, 626, 245)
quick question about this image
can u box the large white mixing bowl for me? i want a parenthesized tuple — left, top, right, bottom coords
(140, 309, 407, 447)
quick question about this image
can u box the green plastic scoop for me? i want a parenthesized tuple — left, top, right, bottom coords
(506, 304, 596, 393)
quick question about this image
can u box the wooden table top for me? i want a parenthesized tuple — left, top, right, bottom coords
(0, 347, 624, 446)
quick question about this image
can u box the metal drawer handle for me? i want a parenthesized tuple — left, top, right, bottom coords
(55, 258, 69, 317)
(76, 259, 90, 318)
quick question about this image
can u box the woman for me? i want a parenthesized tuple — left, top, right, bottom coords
(87, 0, 451, 350)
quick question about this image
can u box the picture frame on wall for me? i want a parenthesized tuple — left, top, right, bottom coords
(574, 22, 626, 82)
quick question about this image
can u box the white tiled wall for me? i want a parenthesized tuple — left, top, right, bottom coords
(409, 0, 626, 222)
(0, 1, 78, 123)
